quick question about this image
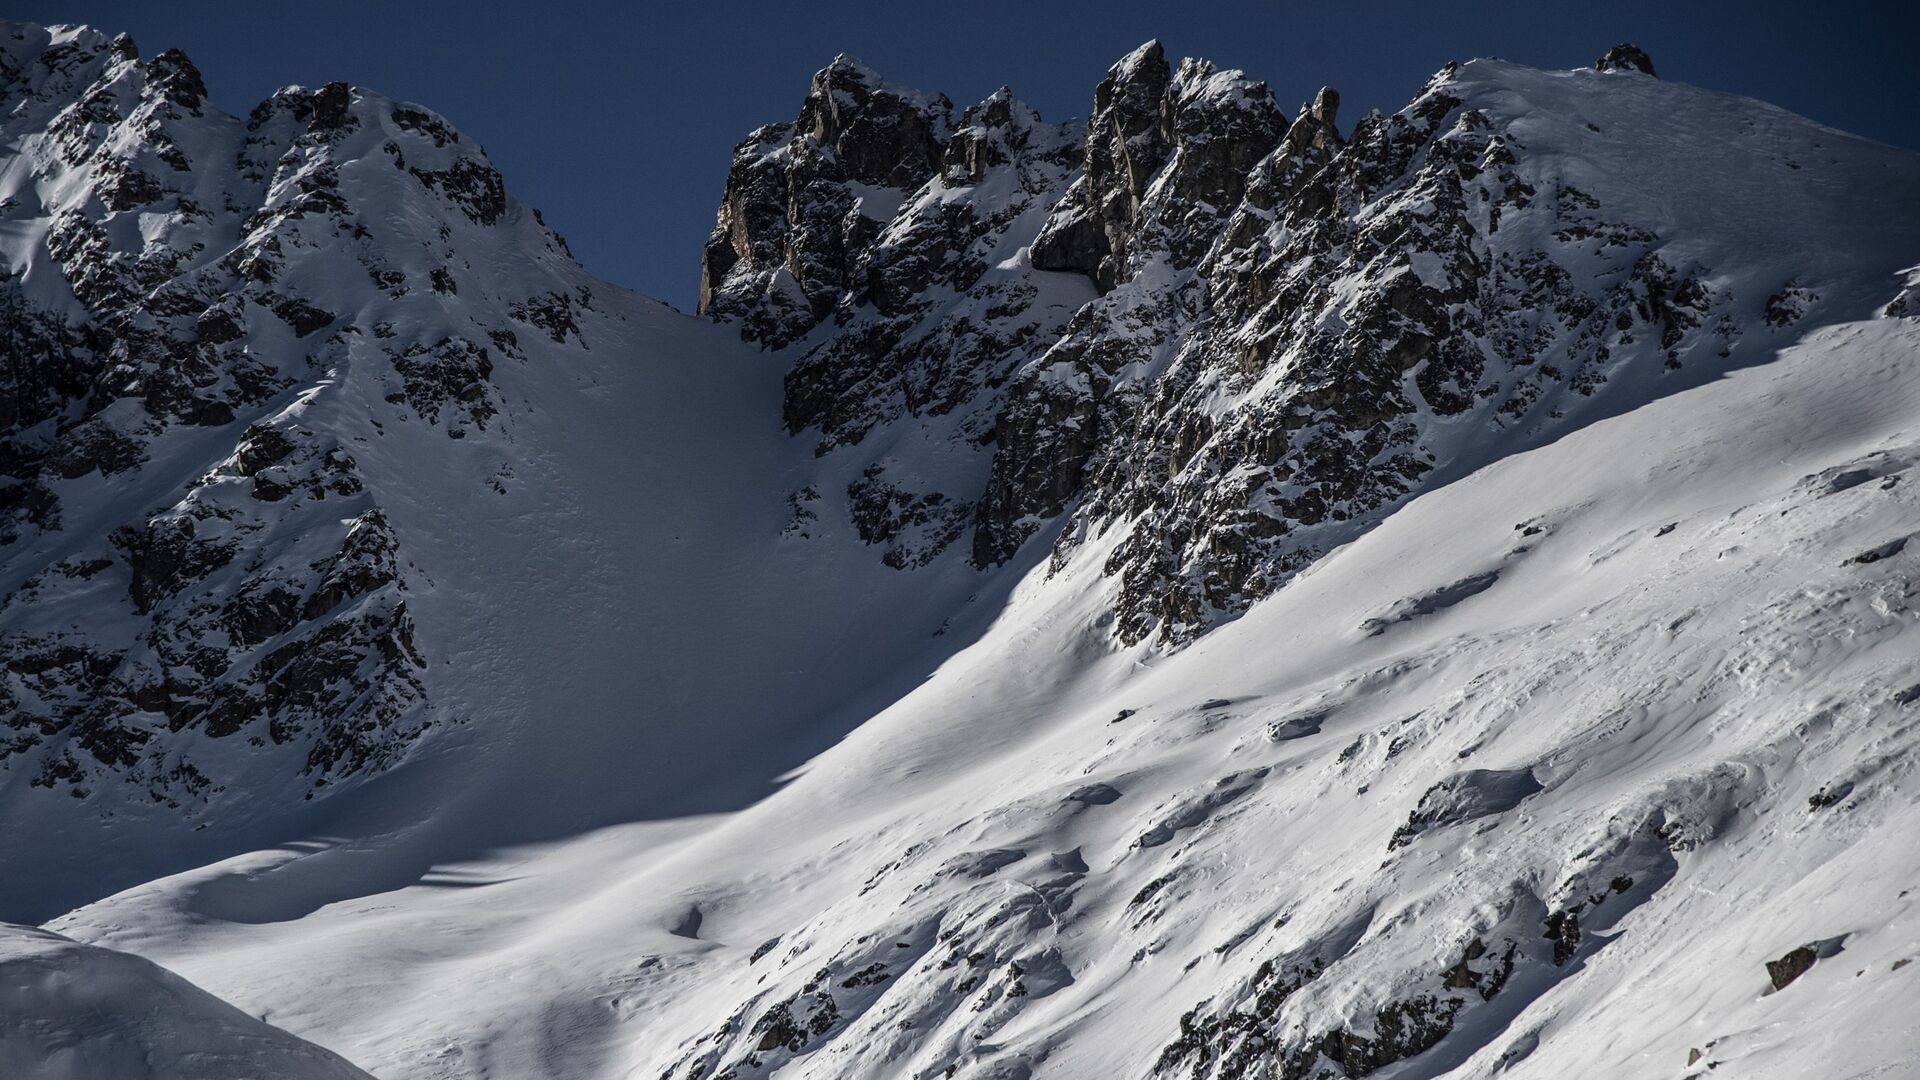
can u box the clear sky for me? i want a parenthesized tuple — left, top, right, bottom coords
(13, 1, 1917, 310)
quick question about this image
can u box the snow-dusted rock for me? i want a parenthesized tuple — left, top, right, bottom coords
(707, 41, 1920, 651)
(0, 20, 604, 904)
(5, 20, 1920, 1080)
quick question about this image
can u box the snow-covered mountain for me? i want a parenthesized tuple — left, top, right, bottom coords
(4, 19, 1919, 1080)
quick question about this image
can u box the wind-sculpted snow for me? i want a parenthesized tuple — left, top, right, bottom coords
(629, 320, 1920, 1080)
(7, 21, 1920, 1080)
(0, 923, 370, 1079)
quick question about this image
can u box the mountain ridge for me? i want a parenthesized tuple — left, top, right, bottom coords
(2, 19, 1918, 1080)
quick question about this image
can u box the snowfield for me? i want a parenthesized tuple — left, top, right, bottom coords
(50, 318, 1920, 1080)
(2, 19, 1918, 1080)
(0, 923, 369, 1079)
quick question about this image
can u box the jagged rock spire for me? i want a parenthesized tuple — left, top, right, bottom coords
(696, 54, 954, 343)
(1028, 40, 1175, 289)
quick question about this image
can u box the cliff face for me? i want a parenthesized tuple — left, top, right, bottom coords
(7, 22, 1920, 1080)
(703, 41, 1920, 646)
(0, 23, 597, 810)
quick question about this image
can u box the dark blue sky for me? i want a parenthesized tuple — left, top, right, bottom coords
(15, 1, 1916, 310)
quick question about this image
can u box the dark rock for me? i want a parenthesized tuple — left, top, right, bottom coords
(1767, 945, 1818, 990)
(47, 422, 145, 479)
(1030, 41, 1174, 290)
(409, 157, 507, 225)
(117, 517, 238, 614)
(1389, 768, 1542, 850)
(839, 963, 889, 988)
(195, 299, 246, 344)
(271, 296, 335, 337)
(147, 48, 208, 113)
(510, 291, 581, 343)
(1544, 908, 1582, 965)
(301, 510, 401, 619)
(1595, 44, 1657, 77)
(1843, 536, 1907, 565)
(697, 55, 952, 346)
(847, 466, 972, 569)
(309, 81, 353, 132)
(386, 336, 495, 427)
(390, 105, 458, 146)
(1807, 780, 1854, 810)
(233, 424, 297, 477)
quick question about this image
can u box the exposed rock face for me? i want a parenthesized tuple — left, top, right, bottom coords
(705, 41, 1881, 647)
(1595, 43, 1658, 77)
(1029, 41, 1177, 291)
(1765, 938, 1847, 991)
(699, 46, 1290, 573)
(0, 22, 592, 807)
(998, 57, 1746, 644)
(696, 56, 954, 348)
(698, 55, 1097, 567)
(779, 88, 1080, 454)
(1027, 42, 1288, 289)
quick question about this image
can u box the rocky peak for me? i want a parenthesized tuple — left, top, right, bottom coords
(246, 80, 361, 142)
(776, 76, 1083, 548)
(799, 54, 951, 187)
(1309, 85, 1339, 126)
(1595, 43, 1656, 77)
(1095, 38, 1174, 152)
(1273, 85, 1344, 186)
(965, 48, 1906, 646)
(1141, 59, 1286, 269)
(1028, 44, 1289, 293)
(696, 56, 957, 346)
(943, 87, 1040, 181)
(0, 17, 594, 814)
(1028, 39, 1174, 289)
(690, 58, 1087, 564)
(144, 47, 207, 112)
(709, 37, 1914, 649)
(1207, 84, 1343, 260)
(310, 80, 354, 131)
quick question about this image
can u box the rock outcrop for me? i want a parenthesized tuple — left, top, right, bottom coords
(696, 56, 954, 348)
(1595, 43, 1657, 77)
(0, 22, 593, 808)
(701, 40, 1878, 647)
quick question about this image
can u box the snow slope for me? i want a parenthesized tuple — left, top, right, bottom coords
(54, 316, 1920, 1080)
(0, 21, 999, 923)
(0, 922, 370, 1079)
(5, 22, 1920, 1080)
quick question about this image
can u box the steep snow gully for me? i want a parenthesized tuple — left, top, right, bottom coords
(3, 20, 1920, 1080)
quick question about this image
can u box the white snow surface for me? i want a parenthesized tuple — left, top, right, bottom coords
(5, 36, 1920, 1080)
(54, 315, 1920, 1080)
(0, 922, 370, 1079)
